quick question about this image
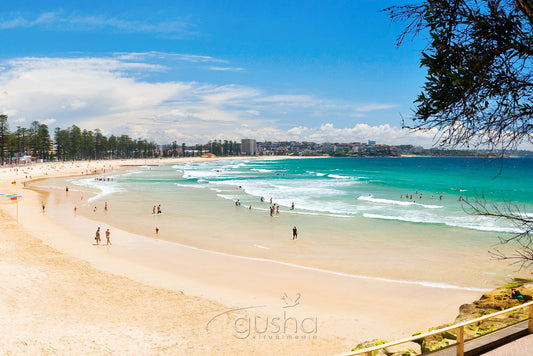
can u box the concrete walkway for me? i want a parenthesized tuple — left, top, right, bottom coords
(481, 334, 533, 355)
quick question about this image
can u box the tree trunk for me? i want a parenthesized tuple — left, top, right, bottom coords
(516, 0, 533, 26)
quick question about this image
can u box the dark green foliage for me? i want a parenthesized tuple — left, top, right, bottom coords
(384, 0, 533, 150)
(0, 114, 8, 164)
(0, 114, 160, 162)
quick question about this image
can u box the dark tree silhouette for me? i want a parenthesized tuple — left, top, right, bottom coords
(384, 0, 533, 150)
(386, 1, 533, 267)
(463, 198, 533, 269)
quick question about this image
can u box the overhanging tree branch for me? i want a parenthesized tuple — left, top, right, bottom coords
(384, 0, 533, 150)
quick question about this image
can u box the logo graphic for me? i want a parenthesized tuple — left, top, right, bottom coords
(206, 292, 318, 340)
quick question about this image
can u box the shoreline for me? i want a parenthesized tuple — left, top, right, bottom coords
(0, 157, 488, 354)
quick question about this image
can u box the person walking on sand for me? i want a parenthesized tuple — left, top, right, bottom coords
(292, 226, 298, 240)
(42, 201, 46, 213)
(105, 228, 111, 245)
(152, 205, 156, 214)
(104, 202, 108, 211)
(95, 227, 101, 245)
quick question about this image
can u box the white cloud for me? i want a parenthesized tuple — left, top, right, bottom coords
(172, 54, 227, 63)
(114, 52, 228, 64)
(283, 123, 438, 145)
(198, 84, 260, 105)
(0, 11, 194, 35)
(0, 54, 436, 146)
(41, 118, 57, 126)
(355, 103, 398, 112)
(255, 94, 315, 105)
(207, 66, 245, 72)
(0, 12, 59, 29)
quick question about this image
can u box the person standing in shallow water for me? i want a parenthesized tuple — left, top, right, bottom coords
(292, 226, 298, 240)
(95, 227, 101, 245)
(105, 228, 111, 245)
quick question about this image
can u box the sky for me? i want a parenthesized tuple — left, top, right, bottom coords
(0, 0, 441, 146)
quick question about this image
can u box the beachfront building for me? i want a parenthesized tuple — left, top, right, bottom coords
(241, 139, 257, 155)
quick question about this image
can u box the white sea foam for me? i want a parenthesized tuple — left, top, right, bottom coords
(251, 168, 273, 173)
(328, 174, 351, 179)
(357, 195, 443, 209)
(363, 213, 523, 233)
(73, 177, 123, 202)
(291, 210, 353, 218)
(217, 194, 241, 201)
(519, 212, 533, 218)
(307, 171, 326, 177)
(221, 162, 247, 169)
(444, 221, 522, 233)
(182, 170, 220, 179)
(175, 183, 206, 189)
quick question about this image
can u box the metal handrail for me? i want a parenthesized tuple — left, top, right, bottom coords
(337, 300, 533, 356)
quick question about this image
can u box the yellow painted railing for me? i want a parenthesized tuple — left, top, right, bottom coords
(337, 300, 533, 356)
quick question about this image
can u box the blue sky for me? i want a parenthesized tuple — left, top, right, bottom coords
(0, 0, 440, 145)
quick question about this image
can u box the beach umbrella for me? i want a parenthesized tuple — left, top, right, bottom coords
(5, 194, 22, 223)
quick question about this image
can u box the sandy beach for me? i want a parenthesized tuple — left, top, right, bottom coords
(0, 158, 484, 355)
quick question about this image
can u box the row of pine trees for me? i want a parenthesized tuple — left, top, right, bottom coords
(0, 115, 158, 164)
(0, 115, 243, 165)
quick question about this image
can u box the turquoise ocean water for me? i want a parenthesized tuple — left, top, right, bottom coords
(174, 156, 533, 232)
(37, 157, 533, 289)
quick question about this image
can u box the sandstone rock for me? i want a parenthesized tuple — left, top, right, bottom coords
(351, 278, 533, 355)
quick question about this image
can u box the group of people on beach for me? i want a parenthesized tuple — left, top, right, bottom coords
(92, 201, 108, 213)
(152, 204, 162, 214)
(238, 193, 300, 240)
(151, 205, 162, 235)
(94, 227, 112, 246)
(94, 177, 114, 182)
(400, 191, 444, 201)
(270, 204, 280, 216)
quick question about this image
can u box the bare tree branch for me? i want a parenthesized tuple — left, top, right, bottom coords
(463, 197, 533, 269)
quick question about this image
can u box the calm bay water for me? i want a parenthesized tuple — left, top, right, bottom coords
(36, 157, 533, 289)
